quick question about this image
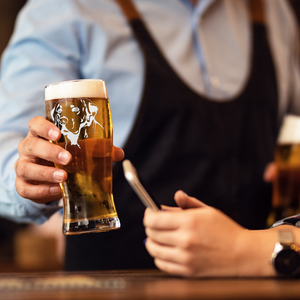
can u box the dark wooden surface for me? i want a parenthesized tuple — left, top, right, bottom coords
(0, 269, 299, 300)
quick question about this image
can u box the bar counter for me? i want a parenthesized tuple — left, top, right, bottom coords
(0, 269, 299, 300)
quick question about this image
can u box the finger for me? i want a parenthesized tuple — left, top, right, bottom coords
(112, 146, 124, 162)
(263, 162, 277, 182)
(145, 227, 179, 247)
(28, 116, 61, 141)
(19, 137, 71, 165)
(143, 208, 181, 230)
(174, 190, 207, 209)
(145, 237, 180, 263)
(15, 176, 62, 203)
(160, 205, 182, 211)
(15, 160, 67, 183)
(154, 258, 192, 277)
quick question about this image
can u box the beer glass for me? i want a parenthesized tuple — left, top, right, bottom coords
(45, 79, 120, 235)
(272, 115, 300, 222)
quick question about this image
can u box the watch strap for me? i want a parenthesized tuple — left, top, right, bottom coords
(278, 230, 294, 246)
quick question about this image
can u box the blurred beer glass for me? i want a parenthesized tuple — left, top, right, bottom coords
(272, 115, 300, 222)
(45, 79, 120, 235)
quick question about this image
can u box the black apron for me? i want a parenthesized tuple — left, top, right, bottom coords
(65, 0, 278, 270)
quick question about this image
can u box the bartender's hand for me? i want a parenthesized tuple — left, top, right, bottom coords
(263, 162, 277, 182)
(15, 116, 124, 204)
(144, 190, 276, 277)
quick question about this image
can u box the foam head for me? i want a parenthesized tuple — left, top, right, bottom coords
(277, 115, 300, 144)
(45, 79, 108, 101)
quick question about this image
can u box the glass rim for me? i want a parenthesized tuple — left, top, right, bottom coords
(45, 79, 108, 101)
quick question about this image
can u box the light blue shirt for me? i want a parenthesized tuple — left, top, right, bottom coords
(0, 0, 299, 224)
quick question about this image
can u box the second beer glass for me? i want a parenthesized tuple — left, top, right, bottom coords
(272, 115, 300, 222)
(45, 79, 120, 235)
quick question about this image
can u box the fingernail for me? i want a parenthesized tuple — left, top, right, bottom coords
(53, 170, 65, 182)
(143, 238, 147, 245)
(49, 128, 59, 140)
(58, 151, 70, 164)
(50, 186, 61, 195)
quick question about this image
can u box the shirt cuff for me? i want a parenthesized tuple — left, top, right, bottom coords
(271, 215, 300, 228)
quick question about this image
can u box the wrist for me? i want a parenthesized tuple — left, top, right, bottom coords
(235, 229, 277, 277)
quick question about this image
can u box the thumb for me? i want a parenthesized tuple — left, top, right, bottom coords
(112, 146, 125, 162)
(174, 190, 207, 209)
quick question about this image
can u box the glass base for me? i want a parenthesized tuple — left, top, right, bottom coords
(63, 216, 120, 235)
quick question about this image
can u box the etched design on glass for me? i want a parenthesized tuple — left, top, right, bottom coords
(51, 98, 103, 148)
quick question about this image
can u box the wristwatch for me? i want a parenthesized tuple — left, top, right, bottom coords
(271, 230, 300, 277)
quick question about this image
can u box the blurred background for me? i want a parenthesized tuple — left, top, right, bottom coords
(0, 0, 299, 272)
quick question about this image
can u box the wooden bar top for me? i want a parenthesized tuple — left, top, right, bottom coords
(0, 269, 299, 300)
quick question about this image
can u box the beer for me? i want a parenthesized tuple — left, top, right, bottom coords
(271, 115, 300, 224)
(274, 144, 300, 210)
(45, 80, 120, 235)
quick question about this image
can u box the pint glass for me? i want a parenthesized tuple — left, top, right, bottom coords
(45, 79, 120, 235)
(272, 115, 300, 221)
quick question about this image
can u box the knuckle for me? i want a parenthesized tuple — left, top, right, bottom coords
(26, 137, 38, 154)
(180, 233, 194, 250)
(28, 116, 41, 130)
(39, 170, 48, 181)
(18, 139, 25, 154)
(16, 161, 29, 178)
(14, 159, 20, 173)
(188, 214, 199, 228)
(203, 208, 218, 223)
(15, 179, 27, 198)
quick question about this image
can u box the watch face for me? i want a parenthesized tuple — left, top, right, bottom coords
(274, 249, 300, 276)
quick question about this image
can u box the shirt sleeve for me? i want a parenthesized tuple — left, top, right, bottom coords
(0, 0, 85, 224)
(271, 214, 300, 228)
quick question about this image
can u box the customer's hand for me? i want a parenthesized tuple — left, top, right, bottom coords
(144, 190, 276, 277)
(15, 116, 124, 204)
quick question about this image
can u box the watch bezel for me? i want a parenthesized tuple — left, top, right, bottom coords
(273, 244, 300, 276)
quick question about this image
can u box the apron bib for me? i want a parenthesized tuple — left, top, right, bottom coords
(65, 0, 278, 270)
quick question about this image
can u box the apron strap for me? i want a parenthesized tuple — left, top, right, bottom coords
(115, 0, 141, 21)
(248, 0, 266, 24)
